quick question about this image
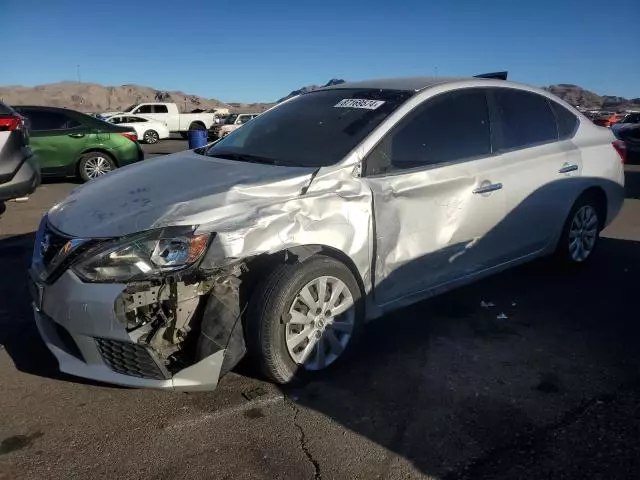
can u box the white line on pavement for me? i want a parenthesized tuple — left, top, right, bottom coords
(164, 393, 285, 432)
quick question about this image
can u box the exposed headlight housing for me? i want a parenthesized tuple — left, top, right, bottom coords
(72, 226, 211, 283)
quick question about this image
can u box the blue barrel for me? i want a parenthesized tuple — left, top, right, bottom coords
(187, 129, 208, 149)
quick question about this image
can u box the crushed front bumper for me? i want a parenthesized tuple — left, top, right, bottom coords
(30, 269, 225, 391)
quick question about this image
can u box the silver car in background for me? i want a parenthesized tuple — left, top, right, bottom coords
(29, 76, 625, 391)
(0, 101, 40, 202)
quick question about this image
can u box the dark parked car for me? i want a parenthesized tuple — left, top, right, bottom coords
(592, 112, 622, 128)
(14, 106, 144, 182)
(612, 114, 640, 157)
(616, 112, 640, 125)
(0, 101, 40, 201)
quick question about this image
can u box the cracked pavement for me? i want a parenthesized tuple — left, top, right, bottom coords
(288, 399, 322, 480)
(1, 142, 640, 479)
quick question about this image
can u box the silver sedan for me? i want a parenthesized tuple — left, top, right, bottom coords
(29, 76, 625, 390)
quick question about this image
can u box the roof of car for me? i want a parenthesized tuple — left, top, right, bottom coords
(317, 76, 470, 92)
(15, 105, 79, 113)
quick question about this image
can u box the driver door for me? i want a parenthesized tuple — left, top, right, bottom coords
(363, 88, 509, 307)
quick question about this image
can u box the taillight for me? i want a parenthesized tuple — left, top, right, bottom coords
(0, 115, 22, 131)
(120, 132, 138, 142)
(612, 140, 626, 163)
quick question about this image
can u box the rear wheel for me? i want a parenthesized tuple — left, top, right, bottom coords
(555, 193, 603, 264)
(188, 122, 206, 131)
(246, 255, 363, 384)
(78, 152, 116, 182)
(143, 129, 159, 144)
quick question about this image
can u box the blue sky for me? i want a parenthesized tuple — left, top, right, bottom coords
(1, 0, 638, 103)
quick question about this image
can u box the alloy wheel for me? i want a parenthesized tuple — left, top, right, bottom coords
(285, 276, 355, 371)
(83, 156, 113, 179)
(568, 205, 598, 262)
(144, 131, 159, 144)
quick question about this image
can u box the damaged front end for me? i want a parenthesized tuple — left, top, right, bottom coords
(114, 262, 247, 387)
(31, 219, 255, 391)
(34, 157, 374, 391)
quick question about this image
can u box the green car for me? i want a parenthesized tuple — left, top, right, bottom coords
(15, 106, 145, 182)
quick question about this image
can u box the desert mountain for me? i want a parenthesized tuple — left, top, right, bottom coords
(0, 82, 231, 113)
(277, 79, 346, 103)
(0, 79, 637, 113)
(543, 84, 640, 111)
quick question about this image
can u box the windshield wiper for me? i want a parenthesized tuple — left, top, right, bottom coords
(209, 151, 279, 165)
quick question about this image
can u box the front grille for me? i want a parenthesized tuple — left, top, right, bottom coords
(95, 338, 168, 380)
(41, 224, 69, 267)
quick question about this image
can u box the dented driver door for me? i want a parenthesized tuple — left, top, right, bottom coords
(366, 159, 508, 307)
(361, 87, 509, 307)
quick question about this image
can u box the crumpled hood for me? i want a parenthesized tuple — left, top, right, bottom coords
(47, 150, 316, 238)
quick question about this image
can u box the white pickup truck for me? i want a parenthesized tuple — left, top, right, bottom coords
(102, 102, 216, 136)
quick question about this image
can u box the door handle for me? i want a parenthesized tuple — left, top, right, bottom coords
(558, 163, 578, 174)
(473, 182, 503, 195)
(68, 133, 85, 138)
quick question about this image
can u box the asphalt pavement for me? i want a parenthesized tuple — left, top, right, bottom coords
(1, 140, 640, 479)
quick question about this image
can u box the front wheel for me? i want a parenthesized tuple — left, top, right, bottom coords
(246, 255, 363, 384)
(78, 152, 116, 182)
(555, 194, 603, 264)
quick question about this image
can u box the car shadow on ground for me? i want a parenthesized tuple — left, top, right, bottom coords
(278, 175, 640, 478)
(1, 175, 639, 478)
(285, 234, 640, 478)
(0, 233, 54, 374)
(0, 232, 120, 389)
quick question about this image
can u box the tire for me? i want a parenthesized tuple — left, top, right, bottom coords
(143, 129, 160, 144)
(555, 192, 603, 265)
(78, 152, 117, 182)
(246, 255, 364, 384)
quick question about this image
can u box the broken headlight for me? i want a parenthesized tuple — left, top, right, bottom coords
(72, 227, 211, 283)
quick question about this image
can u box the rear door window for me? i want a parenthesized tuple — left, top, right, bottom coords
(366, 89, 491, 174)
(491, 89, 558, 151)
(19, 109, 80, 131)
(549, 101, 579, 139)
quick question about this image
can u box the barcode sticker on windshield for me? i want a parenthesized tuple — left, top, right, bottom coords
(334, 99, 386, 110)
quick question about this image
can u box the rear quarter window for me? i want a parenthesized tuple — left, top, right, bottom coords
(491, 89, 558, 151)
(548, 101, 579, 140)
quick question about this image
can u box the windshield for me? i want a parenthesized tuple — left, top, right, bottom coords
(203, 88, 412, 167)
(123, 104, 138, 112)
(224, 114, 239, 125)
